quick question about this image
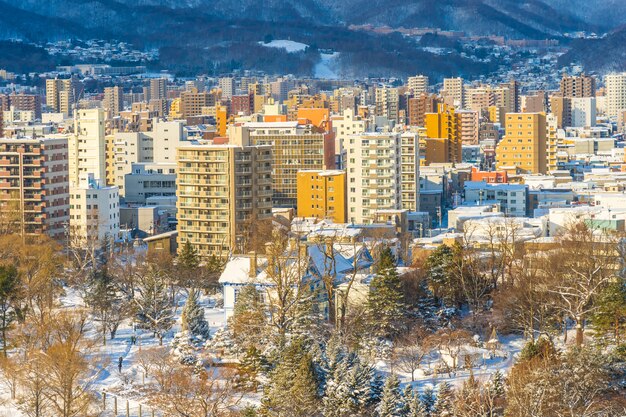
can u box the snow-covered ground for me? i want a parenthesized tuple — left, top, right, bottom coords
(259, 39, 308, 53)
(314, 52, 341, 79)
(0, 286, 227, 416)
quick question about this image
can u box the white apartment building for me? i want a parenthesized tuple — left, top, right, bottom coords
(69, 108, 106, 185)
(218, 77, 234, 99)
(442, 77, 464, 108)
(407, 75, 429, 95)
(571, 97, 597, 128)
(400, 132, 420, 212)
(112, 119, 185, 197)
(330, 108, 367, 168)
(346, 132, 402, 224)
(70, 173, 120, 244)
(605, 72, 626, 119)
(464, 182, 528, 217)
(69, 108, 120, 244)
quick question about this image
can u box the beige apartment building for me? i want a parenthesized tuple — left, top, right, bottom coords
(176, 144, 272, 258)
(229, 121, 334, 208)
(346, 132, 402, 224)
(46, 77, 82, 115)
(496, 113, 547, 174)
(0, 137, 69, 239)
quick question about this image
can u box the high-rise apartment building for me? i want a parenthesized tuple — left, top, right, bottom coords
(407, 75, 429, 95)
(68, 109, 120, 243)
(231, 93, 254, 116)
(571, 97, 597, 128)
(103, 86, 124, 118)
(400, 132, 420, 212)
(176, 144, 272, 257)
(218, 77, 235, 99)
(296, 170, 346, 223)
(375, 87, 400, 122)
(5, 93, 42, 119)
(46, 77, 82, 115)
(496, 113, 547, 174)
(549, 96, 572, 129)
(149, 78, 167, 101)
(605, 73, 626, 119)
(407, 94, 438, 127)
(560, 74, 596, 98)
(69, 108, 107, 186)
(330, 108, 367, 168)
(229, 122, 334, 207)
(442, 77, 464, 107)
(0, 137, 69, 239)
(424, 104, 463, 164)
(346, 132, 402, 224)
(180, 89, 215, 118)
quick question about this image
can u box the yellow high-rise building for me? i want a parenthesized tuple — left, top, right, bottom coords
(176, 144, 273, 258)
(296, 170, 346, 223)
(424, 104, 463, 164)
(496, 113, 547, 174)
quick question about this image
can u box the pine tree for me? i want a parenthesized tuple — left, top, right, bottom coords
(237, 346, 265, 391)
(490, 370, 505, 397)
(424, 244, 458, 306)
(322, 358, 351, 417)
(262, 339, 320, 416)
(368, 367, 385, 408)
(367, 247, 405, 338)
(400, 385, 413, 416)
(420, 386, 436, 415)
(84, 268, 127, 345)
(433, 381, 453, 417)
(181, 289, 210, 339)
(178, 240, 200, 270)
(406, 387, 427, 417)
(229, 284, 267, 350)
(134, 266, 174, 344)
(0, 264, 20, 355)
(377, 374, 403, 417)
(592, 278, 626, 342)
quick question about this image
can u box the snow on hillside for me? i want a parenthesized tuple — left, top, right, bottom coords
(259, 39, 308, 53)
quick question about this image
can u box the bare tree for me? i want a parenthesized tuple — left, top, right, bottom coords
(263, 229, 314, 343)
(392, 327, 428, 381)
(547, 222, 619, 346)
(39, 311, 103, 417)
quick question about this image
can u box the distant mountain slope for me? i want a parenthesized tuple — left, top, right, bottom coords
(1, 0, 610, 41)
(558, 26, 626, 74)
(0, 0, 623, 77)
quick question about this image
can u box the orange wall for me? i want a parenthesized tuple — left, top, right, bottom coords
(264, 114, 287, 122)
(297, 108, 330, 128)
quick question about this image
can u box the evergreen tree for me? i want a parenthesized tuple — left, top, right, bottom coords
(400, 385, 413, 416)
(368, 367, 385, 408)
(181, 289, 210, 339)
(237, 346, 266, 391)
(406, 387, 427, 417)
(0, 264, 20, 355)
(229, 284, 267, 349)
(176, 240, 202, 289)
(420, 386, 436, 415)
(592, 278, 626, 342)
(134, 266, 174, 344)
(367, 247, 405, 338)
(178, 240, 200, 270)
(322, 358, 352, 417)
(262, 339, 320, 416)
(377, 373, 403, 417)
(490, 370, 505, 397)
(424, 244, 457, 306)
(433, 382, 453, 417)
